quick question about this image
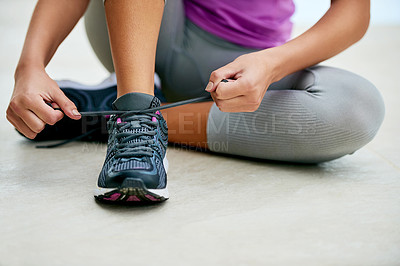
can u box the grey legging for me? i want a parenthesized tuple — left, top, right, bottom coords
(84, 0, 385, 163)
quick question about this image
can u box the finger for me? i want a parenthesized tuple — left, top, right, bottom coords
(216, 103, 258, 113)
(212, 78, 246, 100)
(51, 102, 61, 109)
(29, 97, 64, 125)
(9, 102, 47, 133)
(6, 108, 37, 139)
(19, 110, 47, 134)
(214, 95, 263, 113)
(214, 96, 251, 112)
(205, 61, 241, 92)
(51, 89, 81, 120)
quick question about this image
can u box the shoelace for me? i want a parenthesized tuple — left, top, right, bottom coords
(37, 94, 212, 148)
(113, 113, 161, 158)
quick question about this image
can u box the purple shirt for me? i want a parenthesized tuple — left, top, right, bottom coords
(184, 0, 295, 49)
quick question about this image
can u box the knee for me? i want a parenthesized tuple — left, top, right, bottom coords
(355, 83, 385, 139)
(331, 67, 384, 144)
(306, 66, 385, 162)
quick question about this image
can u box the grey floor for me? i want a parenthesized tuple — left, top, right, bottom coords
(1, 2, 400, 266)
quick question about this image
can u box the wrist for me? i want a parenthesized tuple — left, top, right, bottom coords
(259, 46, 291, 83)
(14, 60, 45, 80)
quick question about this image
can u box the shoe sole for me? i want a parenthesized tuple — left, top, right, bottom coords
(94, 180, 169, 203)
(94, 157, 169, 204)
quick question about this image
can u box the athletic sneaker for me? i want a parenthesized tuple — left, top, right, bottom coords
(32, 75, 118, 142)
(28, 73, 166, 142)
(94, 92, 169, 203)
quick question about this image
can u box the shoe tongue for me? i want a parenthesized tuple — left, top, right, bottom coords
(112, 92, 160, 111)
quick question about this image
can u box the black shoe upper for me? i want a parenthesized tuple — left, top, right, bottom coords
(98, 93, 168, 190)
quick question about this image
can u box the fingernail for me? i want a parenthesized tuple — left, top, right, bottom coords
(72, 109, 81, 116)
(205, 81, 214, 92)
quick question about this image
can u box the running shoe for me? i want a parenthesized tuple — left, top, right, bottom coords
(25, 73, 166, 142)
(33, 74, 118, 142)
(94, 92, 169, 203)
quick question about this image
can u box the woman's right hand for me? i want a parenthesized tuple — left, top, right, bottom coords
(6, 65, 81, 139)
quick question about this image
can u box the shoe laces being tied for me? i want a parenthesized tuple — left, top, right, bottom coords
(36, 94, 213, 148)
(112, 110, 163, 159)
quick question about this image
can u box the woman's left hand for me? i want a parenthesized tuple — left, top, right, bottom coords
(205, 50, 278, 112)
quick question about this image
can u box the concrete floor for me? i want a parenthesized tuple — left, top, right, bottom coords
(1, 2, 400, 266)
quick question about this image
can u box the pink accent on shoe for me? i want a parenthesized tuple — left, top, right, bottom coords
(145, 194, 160, 201)
(127, 195, 141, 202)
(103, 193, 121, 201)
(105, 115, 111, 119)
(156, 111, 160, 115)
(117, 118, 122, 124)
(152, 117, 157, 122)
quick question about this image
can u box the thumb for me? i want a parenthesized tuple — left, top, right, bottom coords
(205, 61, 241, 92)
(51, 89, 81, 120)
